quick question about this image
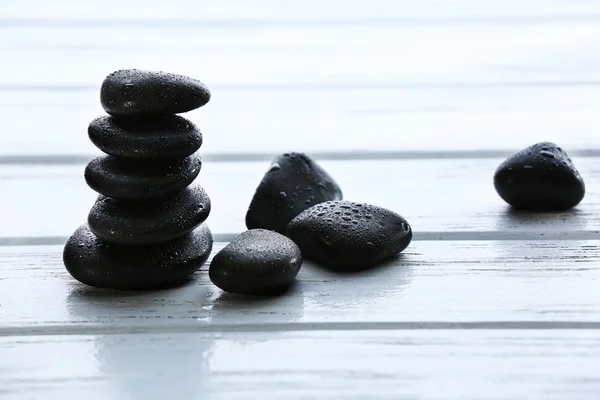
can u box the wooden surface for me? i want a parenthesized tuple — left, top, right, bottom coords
(2, 1, 600, 399)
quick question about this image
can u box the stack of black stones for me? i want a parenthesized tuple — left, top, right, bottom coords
(63, 69, 213, 290)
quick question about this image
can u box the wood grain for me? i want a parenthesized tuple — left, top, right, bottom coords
(2, 330, 600, 400)
(1, 157, 599, 240)
(1, 240, 599, 330)
(3, 85, 600, 157)
(2, 1, 600, 156)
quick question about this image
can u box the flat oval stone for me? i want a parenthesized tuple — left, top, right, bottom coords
(63, 223, 213, 290)
(100, 69, 211, 116)
(209, 229, 302, 295)
(85, 154, 201, 200)
(494, 142, 585, 211)
(88, 181, 211, 245)
(246, 152, 343, 234)
(286, 201, 412, 271)
(88, 115, 202, 159)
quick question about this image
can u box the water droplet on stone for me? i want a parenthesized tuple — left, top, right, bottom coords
(540, 150, 555, 159)
(269, 163, 281, 172)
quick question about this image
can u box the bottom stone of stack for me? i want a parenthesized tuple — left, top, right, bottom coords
(63, 223, 213, 290)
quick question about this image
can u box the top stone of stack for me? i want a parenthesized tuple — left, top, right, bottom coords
(100, 69, 211, 116)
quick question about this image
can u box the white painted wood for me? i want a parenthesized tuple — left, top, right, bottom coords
(2, 330, 600, 400)
(1, 240, 599, 329)
(2, 1, 600, 155)
(1, 158, 598, 239)
(3, 85, 600, 157)
(5, 0, 600, 20)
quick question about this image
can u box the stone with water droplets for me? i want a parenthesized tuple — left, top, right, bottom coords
(63, 223, 213, 290)
(245, 152, 343, 234)
(85, 154, 201, 200)
(88, 181, 211, 245)
(88, 115, 202, 159)
(494, 142, 585, 210)
(100, 69, 211, 116)
(209, 229, 302, 295)
(286, 201, 412, 270)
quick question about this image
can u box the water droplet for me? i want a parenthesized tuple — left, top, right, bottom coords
(540, 150, 555, 159)
(269, 163, 281, 172)
(159, 135, 166, 141)
(352, 208, 359, 213)
(326, 218, 333, 223)
(341, 223, 349, 228)
(197, 204, 204, 209)
(77, 243, 85, 248)
(317, 211, 326, 217)
(279, 192, 287, 198)
(523, 165, 533, 169)
(340, 205, 351, 209)
(334, 211, 341, 215)
(365, 215, 373, 219)
(305, 199, 311, 204)
(342, 216, 351, 221)
(366, 242, 374, 248)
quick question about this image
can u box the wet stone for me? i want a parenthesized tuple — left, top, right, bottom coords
(88, 115, 203, 159)
(88, 181, 211, 245)
(245, 152, 343, 234)
(209, 229, 303, 295)
(84, 154, 201, 200)
(494, 142, 585, 211)
(100, 69, 211, 116)
(286, 201, 412, 271)
(63, 223, 213, 290)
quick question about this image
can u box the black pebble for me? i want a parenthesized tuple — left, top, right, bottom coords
(100, 69, 211, 116)
(493, 142, 585, 211)
(286, 201, 412, 271)
(246, 152, 343, 234)
(209, 229, 303, 295)
(85, 154, 201, 200)
(88, 181, 211, 245)
(63, 223, 213, 290)
(88, 115, 203, 159)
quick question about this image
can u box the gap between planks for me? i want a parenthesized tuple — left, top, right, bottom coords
(2, 231, 600, 247)
(4, 148, 600, 165)
(2, 321, 600, 338)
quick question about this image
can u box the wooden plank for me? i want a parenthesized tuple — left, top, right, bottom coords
(2, 330, 600, 399)
(5, 0, 600, 20)
(1, 158, 599, 239)
(3, 85, 600, 157)
(1, 240, 599, 329)
(4, 2, 600, 156)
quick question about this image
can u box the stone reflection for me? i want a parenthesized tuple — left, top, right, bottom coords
(64, 268, 306, 399)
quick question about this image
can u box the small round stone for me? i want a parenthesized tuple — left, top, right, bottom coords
(286, 201, 412, 271)
(88, 181, 211, 245)
(246, 152, 343, 234)
(63, 223, 213, 290)
(209, 229, 303, 295)
(494, 142, 585, 211)
(88, 115, 203, 159)
(84, 154, 201, 200)
(100, 69, 211, 116)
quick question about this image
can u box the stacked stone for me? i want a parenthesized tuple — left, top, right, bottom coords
(63, 69, 213, 290)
